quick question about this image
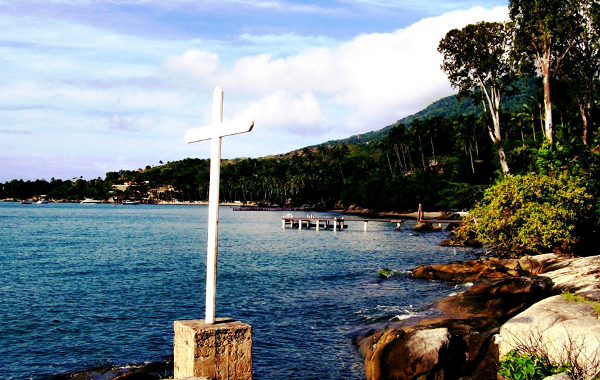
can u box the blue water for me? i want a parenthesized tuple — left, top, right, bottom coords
(0, 202, 474, 380)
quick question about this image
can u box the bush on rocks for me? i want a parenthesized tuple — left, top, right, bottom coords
(455, 172, 596, 256)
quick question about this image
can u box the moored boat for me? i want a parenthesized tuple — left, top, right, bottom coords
(80, 199, 101, 204)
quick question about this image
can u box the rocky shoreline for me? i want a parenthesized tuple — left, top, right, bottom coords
(358, 254, 600, 380)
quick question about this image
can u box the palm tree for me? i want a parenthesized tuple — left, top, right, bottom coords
(454, 118, 477, 174)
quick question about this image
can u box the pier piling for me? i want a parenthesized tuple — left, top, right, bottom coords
(281, 215, 403, 232)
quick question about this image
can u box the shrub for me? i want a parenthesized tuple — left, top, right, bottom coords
(456, 172, 594, 256)
(499, 350, 569, 380)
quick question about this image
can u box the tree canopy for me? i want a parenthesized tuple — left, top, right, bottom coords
(439, 21, 515, 175)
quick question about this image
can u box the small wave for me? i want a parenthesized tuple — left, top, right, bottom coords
(448, 282, 474, 297)
(390, 313, 413, 321)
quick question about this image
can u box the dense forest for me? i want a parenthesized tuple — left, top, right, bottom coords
(0, 86, 537, 210)
(2, 0, 600, 257)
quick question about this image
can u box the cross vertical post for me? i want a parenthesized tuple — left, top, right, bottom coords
(205, 87, 223, 325)
(184, 86, 254, 325)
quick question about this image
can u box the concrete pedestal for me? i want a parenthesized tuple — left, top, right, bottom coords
(174, 318, 252, 380)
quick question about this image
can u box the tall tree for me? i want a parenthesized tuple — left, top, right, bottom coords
(510, 0, 583, 145)
(438, 21, 514, 175)
(559, 0, 600, 146)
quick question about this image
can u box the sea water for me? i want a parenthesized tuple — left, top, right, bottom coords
(0, 202, 474, 380)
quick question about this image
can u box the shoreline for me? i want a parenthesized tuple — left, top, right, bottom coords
(359, 253, 600, 379)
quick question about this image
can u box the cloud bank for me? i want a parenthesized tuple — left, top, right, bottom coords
(167, 6, 508, 135)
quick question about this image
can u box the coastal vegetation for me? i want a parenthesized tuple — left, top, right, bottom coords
(499, 350, 570, 380)
(455, 172, 596, 256)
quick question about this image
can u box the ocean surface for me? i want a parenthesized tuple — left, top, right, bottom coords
(0, 202, 476, 380)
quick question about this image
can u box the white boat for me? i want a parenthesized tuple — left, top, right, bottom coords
(36, 199, 49, 204)
(80, 199, 101, 204)
(122, 200, 139, 205)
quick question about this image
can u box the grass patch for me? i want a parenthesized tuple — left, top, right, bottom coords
(561, 291, 600, 315)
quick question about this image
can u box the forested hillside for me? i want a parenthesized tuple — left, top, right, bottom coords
(321, 78, 539, 146)
(2, 73, 597, 215)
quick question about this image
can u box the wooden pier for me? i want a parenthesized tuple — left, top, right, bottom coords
(413, 204, 465, 232)
(282, 214, 403, 232)
(416, 204, 465, 225)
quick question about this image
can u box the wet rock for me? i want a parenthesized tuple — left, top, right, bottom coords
(436, 276, 553, 320)
(360, 321, 501, 380)
(439, 236, 482, 248)
(412, 222, 442, 232)
(411, 254, 565, 283)
(49, 360, 173, 380)
(378, 268, 396, 279)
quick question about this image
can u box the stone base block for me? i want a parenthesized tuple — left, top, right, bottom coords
(174, 318, 252, 380)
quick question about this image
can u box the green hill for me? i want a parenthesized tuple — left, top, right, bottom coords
(320, 78, 540, 146)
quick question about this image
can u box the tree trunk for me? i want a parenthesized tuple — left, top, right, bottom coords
(540, 49, 554, 145)
(481, 85, 510, 175)
(469, 146, 475, 174)
(386, 152, 394, 179)
(418, 135, 426, 170)
(579, 102, 591, 146)
(394, 144, 404, 175)
(497, 146, 510, 176)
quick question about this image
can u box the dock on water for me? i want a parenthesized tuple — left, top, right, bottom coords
(282, 214, 403, 232)
(413, 204, 465, 232)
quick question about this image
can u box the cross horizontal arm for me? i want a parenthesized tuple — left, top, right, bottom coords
(184, 118, 254, 144)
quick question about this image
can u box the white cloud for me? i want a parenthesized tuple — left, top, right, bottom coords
(168, 6, 509, 132)
(166, 50, 220, 81)
(234, 91, 325, 134)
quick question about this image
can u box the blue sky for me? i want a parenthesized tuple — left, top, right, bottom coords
(0, 0, 508, 182)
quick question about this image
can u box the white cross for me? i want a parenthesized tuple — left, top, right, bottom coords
(185, 86, 254, 325)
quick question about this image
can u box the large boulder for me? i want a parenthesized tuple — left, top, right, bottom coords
(358, 276, 553, 380)
(360, 255, 600, 380)
(538, 255, 600, 294)
(497, 294, 600, 379)
(436, 276, 553, 320)
(411, 254, 565, 283)
(360, 323, 500, 380)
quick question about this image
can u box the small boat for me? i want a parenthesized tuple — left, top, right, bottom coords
(80, 199, 101, 204)
(122, 200, 139, 205)
(36, 199, 49, 204)
(20, 200, 32, 204)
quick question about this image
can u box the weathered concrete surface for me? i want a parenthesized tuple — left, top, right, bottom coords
(174, 318, 252, 380)
(498, 294, 600, 379)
